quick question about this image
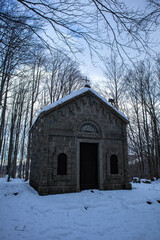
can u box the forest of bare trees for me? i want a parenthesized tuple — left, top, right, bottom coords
(125, 60, 160, 179)
(0, 42, 85, 180)
(103, 57, 160, 179)
(0, 0, 86, 180)
(0, 0, 160, 180)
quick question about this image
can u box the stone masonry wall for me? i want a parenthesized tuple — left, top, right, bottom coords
(30, 92, 131, 195)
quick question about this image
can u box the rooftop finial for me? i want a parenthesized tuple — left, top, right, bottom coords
(84, 76, 91, 88)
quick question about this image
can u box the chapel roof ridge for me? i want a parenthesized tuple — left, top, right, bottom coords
(31, 86, 129, 130)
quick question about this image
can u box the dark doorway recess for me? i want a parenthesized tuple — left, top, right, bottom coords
(80, 142, 98, 190)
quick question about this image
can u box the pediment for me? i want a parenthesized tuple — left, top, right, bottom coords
(31, 87, 128, 130)
(49, 92, 126, 121)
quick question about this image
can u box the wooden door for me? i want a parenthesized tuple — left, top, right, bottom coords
(80, 142, 98, 190)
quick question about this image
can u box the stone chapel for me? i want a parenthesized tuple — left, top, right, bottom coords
(30, 85, 131, 195)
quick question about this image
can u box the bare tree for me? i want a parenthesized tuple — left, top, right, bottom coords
(0, 0, 157, 60)
(7, 92, 19, 182)
(18, 101, 29, 178)
(11, 83, 27, 178)
(125, 60, 160, 179)
(141, 1, 160, 27)
(103, 53, 125, 109)
(43, 52, 85, 105)
(25, 47, 46, 181)
(0, 12, 33, 156)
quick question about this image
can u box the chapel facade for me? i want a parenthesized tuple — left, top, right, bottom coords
(30, 86, 131, 195)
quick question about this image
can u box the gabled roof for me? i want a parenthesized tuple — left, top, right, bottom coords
(32, 87, 129, 129)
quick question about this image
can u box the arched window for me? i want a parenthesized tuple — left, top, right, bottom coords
(110, 154, 118, 174)
(57, 153, 67, 175)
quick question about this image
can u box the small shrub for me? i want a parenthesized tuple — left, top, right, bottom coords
(132, 177, 140, 183)
(13, 192, 19, 196)
(142, 180, 151, 184)
(84, 206, 88, 210)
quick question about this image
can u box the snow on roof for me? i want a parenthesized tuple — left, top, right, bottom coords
(32, 87, 128, 128)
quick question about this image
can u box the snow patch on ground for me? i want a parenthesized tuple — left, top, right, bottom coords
(0, 177, 160, 240)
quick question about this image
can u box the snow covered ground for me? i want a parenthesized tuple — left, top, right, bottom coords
(0, 178, 160, 240)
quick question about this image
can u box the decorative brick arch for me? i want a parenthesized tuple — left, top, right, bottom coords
(73, 119, 102, 138)
(79, 121, 99, 133)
